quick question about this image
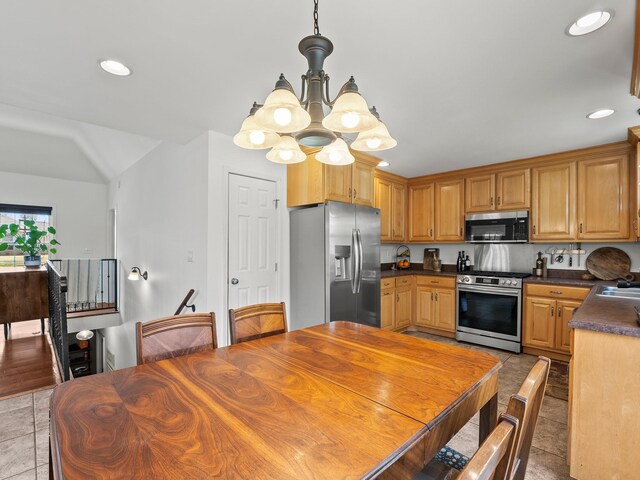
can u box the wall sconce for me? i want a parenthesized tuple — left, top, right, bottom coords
(128, 266, 148, 281)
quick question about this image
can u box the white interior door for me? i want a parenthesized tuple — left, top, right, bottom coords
(228, 174, 279, 310)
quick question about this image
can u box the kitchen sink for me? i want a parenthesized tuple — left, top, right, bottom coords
(595, 285, 640, 300)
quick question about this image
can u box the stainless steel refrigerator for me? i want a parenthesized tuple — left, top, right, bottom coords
(290, 202, 380, 330)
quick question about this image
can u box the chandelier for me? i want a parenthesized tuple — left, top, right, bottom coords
(233, 0, 396, 166)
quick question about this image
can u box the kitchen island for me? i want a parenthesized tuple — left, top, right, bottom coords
(568, 287, 640, 480)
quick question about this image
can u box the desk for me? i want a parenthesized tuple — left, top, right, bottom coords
(50, 322, 500, 479)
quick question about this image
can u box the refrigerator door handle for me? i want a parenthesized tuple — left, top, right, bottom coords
(355, 229, 363, 293)
(351, 229, 358, 294)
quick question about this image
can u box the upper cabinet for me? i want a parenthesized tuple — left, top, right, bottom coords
(435, 179, 464, 241)
(531, 151, 631, 241)
(465, 174, 495, 213)
(374, 173, 406, 243)
(577, 155, 629, 240)
(531, 162, 576, 241)
(287, 149, 378, 207)
(408, 183, 435, 242)
(496, 169, 531, 210)
(465, 169, 530, 213)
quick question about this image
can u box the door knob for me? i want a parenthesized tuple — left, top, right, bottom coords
(231, 278, 239, 285)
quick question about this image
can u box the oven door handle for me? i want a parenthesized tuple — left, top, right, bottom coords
(457, 285, 521, 296)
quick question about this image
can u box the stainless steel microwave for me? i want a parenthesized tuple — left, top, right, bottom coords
(464, 211, 529, 243)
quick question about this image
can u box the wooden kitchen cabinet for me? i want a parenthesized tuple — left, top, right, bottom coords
(523, 283, 590, 360)
(408, 183, 435, 242)
(465, 174, 495, 213)
(577, 154, 629, 240)
(287, 149, 379, 207)
(531, 161, 576, 241)
(395, 285, 412, 328)
(496, 169, 530, 210)
(465, 169, 530, 213)
(414, 276, 456, 335)
(435, 179, 464, 241)
(380, 284, 395, 330)
(374, 173, 406, 242)
(379, 277, 412, 331)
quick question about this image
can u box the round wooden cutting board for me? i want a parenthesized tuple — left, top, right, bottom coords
(585, 247, 634, 281)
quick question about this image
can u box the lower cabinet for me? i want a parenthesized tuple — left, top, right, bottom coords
(523, 283, 589, 359)
(415, 276, 456, 334)
(380, 274, 454, 334)
(380, 277, 413, 330)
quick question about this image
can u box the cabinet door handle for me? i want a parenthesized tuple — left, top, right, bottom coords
(460, 227, 463, 236)
(579, 223, 583, 233)
(353, 189, 357, 199)
(558, 308, 563, 318)
(435, 292, 439, 301)
(429, 228, 433, 237)
(549, 290, 562, 295)
(550, 306, 554, 317)
(431, 292, 434, 301)
(348, 187, 352, 198)
(497, 196, 501, 206)
(533, 225, 536, 234)
(490, 197, 494, 206)
(383, 292, 391, 296)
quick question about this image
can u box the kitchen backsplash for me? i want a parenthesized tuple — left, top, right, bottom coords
(381, 242, 640, 272)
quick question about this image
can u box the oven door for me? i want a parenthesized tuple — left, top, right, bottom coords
(456, 284, 521, 342)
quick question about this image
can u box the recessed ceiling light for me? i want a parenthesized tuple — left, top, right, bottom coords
(99, 59, 132, 76)
(587, 109, 615, 119)
(567, 11, 612, 36)
(377, 160, 390, 167)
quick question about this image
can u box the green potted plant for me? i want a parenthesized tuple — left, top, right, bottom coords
(0, 221, 60, 267)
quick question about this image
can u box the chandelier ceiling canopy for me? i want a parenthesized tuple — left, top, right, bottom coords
(233, 0, 396, 166)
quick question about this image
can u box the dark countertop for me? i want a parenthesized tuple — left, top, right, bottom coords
(381, 269, 457, 278)
(380, 264, 640, 338)
(523, 276, 598, 288)
(569, 284, 640, 338)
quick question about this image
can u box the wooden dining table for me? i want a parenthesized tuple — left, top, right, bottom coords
(50, 321, 501, 479)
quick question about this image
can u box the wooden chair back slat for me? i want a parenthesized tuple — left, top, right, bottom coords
(505, 357, 551, 480)
(457, 414, 519, 480)
(136, 312, 217, 365)
(228, 302, 287, 344)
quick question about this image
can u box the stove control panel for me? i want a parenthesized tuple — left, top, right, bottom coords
(457, 275, 523, 289)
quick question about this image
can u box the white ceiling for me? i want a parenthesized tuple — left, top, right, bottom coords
(0, 0, 638, 178)
(0, 125, 105, 183)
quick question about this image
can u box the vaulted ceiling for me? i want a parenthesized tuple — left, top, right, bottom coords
(0, 0, 638, 177)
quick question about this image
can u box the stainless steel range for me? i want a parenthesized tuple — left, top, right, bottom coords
(456, 271, 530, 353)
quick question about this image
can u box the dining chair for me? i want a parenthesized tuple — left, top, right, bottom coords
(421, 356, 551, 480)
(135, 312, 217, 365)
(228, 302, 287, 344)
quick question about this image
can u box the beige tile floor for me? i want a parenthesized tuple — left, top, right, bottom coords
(0, 389, 52, 480)
(407, 331, 571, 480)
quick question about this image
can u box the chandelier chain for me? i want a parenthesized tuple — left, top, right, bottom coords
(313, 0, 320, 35)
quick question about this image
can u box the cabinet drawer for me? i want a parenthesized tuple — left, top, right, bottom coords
(381, 288, 394, 296)
(525, 283, 590, 300)
(416, 275, 456, 289)
(381, 278, 396, 289)
(396, 276, 414, 287)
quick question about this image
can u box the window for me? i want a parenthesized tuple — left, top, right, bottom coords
(0, 204, 53, 267)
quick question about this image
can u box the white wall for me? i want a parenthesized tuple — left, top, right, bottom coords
(102, 130, 290, 369)
(103, 133, 210, 369)
(0, 171, 108, 258)
(206, 131, 289, 347)
(382, 242, 640, 272)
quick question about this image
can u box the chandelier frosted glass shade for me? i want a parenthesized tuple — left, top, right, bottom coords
(233, 115, 281, 149)
(321, 92, 379, 133)
(255, 88, 311, 134)
(315, 138, 355, 165)
(351, 121, 397, 152)
(266, 136, 307, 164)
